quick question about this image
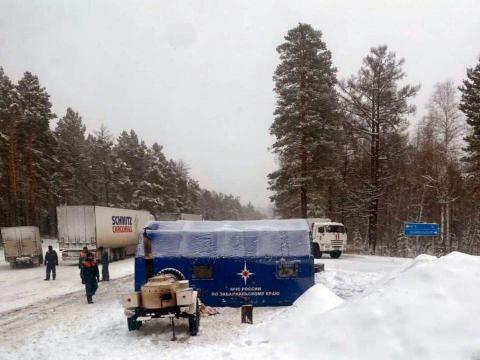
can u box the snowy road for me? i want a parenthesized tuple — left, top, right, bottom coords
(315, 254, 408, 299)
(0, 251, 416, 359)
(0, 240, 135, 313)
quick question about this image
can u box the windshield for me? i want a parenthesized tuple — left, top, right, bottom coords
(325, 225, 345, 234)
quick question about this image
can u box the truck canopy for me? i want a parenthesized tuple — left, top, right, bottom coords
(138, 219, 311, 258)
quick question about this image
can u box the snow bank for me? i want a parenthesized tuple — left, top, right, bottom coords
(244, 252, 480, 360)
(250, 284, 343, 344)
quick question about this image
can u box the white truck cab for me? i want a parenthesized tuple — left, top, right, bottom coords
(308, 219, 347, 259)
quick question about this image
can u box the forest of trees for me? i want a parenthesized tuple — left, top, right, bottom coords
(2, 22, 480, 258)
(0, 68, 264, 236)
(269, 23, 480, 257)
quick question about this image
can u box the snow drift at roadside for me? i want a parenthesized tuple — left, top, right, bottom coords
(245, 252, 480, 360)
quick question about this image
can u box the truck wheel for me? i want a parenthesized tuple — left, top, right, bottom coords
(9, 262, 16, 269)
(112, 249, 119, 262)
(127, 316, 142, 331)
(330, 251, 342, 259)
(188, 297, 200, 336)
(157, 268, 185, 281)
(312, 243, 322, 259)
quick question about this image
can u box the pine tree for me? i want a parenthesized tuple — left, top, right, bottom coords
(137, 142, 169, 214)
(340, 46, 419, 254)
(0, 68, 21, 226)
(269, 23, 339, 218)
(55, 108, 91, 204)
(86, 125, 114, 206)
(111, 130, 150, 208)
(16, 72, 56, 226)
(459, 57, 480, 183)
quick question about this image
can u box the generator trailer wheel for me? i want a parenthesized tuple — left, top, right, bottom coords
(157, 268, 186, 281)
(188, 297, 200, 336)
(127, 316, 142, 331)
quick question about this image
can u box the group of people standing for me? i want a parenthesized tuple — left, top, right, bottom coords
(43, 245, 110, 304)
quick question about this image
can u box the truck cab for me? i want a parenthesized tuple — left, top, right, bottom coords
(310, 221, 347, 259)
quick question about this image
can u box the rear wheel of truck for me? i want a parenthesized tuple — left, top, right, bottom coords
(188, 297, 200, 336)
(9, 262, 17, 269)
(127, 316, 142, 331)
(330, 250, 341, 259)
(312, 243, 322, 259)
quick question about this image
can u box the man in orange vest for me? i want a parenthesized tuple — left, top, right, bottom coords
(80, 252, 100, 304)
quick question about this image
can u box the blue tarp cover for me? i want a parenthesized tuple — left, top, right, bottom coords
(137, 219, 310, 258)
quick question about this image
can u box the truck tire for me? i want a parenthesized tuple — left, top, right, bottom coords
(112, 249, 119, 262)
(312, 243, 322, 259)
(188, 297, 200, 336)
(127, 316, 142, 331)
(10, 262, 17, 269)
(157, 268, 186, 281)
(330, 251, 342, 259)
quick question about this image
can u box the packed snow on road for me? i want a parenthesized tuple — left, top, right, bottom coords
(1, 244, 479, 360)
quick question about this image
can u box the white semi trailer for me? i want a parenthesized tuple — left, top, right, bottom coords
(57, 205, 153, 262)
(1, 226, 43, 268)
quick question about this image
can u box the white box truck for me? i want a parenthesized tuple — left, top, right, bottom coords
(307, 218, 347, 259)
(1, 226, 43, 268)
(57, 205, 153, 262)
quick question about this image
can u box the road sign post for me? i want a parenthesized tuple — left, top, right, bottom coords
(403, 222, 439, 237)
(404, 223, 439, 255)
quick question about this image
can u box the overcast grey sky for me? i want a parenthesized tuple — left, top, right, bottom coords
(1, 0, 479, 209)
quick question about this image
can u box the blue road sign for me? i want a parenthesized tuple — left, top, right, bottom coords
(403, 222, 439, 236)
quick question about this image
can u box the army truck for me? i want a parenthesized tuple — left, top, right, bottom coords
(1, 226, 43, 268)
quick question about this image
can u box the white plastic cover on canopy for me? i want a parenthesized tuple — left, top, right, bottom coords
(139, 219, 311, 258)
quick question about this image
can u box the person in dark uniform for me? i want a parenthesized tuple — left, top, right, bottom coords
(44, 245, 58, 280)
(80, 252, 99, 304)
(78, 246, 88, 283)
(98, 246, 109, 281)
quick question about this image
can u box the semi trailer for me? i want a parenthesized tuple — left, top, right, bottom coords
(1, 226, 43, 268)
(57, 205, 153, 262)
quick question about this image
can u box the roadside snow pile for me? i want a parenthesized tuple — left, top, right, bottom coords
(250, 284, 343, 343)
(315, 269, 383, 299)
(245, 252, 480, 360)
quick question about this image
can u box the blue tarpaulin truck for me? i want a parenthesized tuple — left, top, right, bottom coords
(133, 219, 315, 307)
